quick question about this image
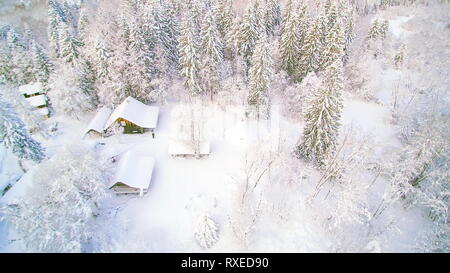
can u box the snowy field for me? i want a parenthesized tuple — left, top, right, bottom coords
(0, 0, 449, 253)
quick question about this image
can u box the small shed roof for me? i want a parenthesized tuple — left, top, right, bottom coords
(168, 140, 211, 156)
(104, 96, 159, 130)
(84, 106, 112, 135)
(18, 82, 44, 96)
(109, 151, 155, 190)
(36, 107, 49, 116)
(26, 94, 47, 107)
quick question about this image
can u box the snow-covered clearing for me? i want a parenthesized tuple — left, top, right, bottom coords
(1, 1, 449, 253)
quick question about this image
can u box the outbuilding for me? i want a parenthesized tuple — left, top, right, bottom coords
(104, 96, 159, 135)
(18, 82, 44, 98)
(83, 106, 112, 137)
(109, 150, 155, 196)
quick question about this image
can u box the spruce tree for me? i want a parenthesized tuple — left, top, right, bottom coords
(247, 35, 273, 118)
(200, 8, 224, 99)
(94, 39, 110, 83)
(215, 0, 234, 39)
(298, 17, 322, 78)
(319, 20, 345, 71)
(238, 2, 264, 70)
(178, 16, 202, 97)
(0, 96, 45, 162)
(279, 10, 299, 76)
(31, 41, 53, 84)
(295, 59, 344, 166)
(47, 0, 67, 58)
(263, 0, 281, 36)
(59, 23, 82, 64)
(155, 0, 180, 72)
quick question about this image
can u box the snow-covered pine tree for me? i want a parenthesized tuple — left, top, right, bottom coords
(341, 3, 355, 65)
(224, 16, 240, 61)
(280, 0, 294, 31)
(367, 19, 380, 40)
(0, 144, 108, 253)
(0, 95, 45, 162)
(178, 15, 202, 97)
(31, 41, 53, 84)
(296, 2, 309, 46)
(194, 214, 220, 249)
(59, 22, 82, 64)
(127, 16, 154, 103)
(2, 29, 34, 85)
(94, 39, 110, 83)
(298, 16, 323, 78)
(48, 65, 94, 119)
(379, 20, 389, 40)
(263, 0, 281, 36)
(77, 4, 89, 45)
(279, 8, 299, 76)
(155, 0, 180, 73)
(47, 0, 67, 58)
(0, 84, 43, 134)
(200, 8, 224, 100)
(238, 2, 264, 71)
(319, 19, 345, 71)
(247, 35, 273, 119)
(295, 59, 344, 166)
(77, 57, 97, 106)
(215, 0, 234, 39)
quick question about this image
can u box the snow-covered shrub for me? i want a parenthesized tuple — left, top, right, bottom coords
(228, 145, 277, 248)
(0, 143, 109, 253)
(0, 84, 44, 135)
(217, 74, 247, 108)
(0, 96, 45, 163)
(48, 65, 94, 119)
(194, 214, 220, 249)
(282, 72, 320, 119)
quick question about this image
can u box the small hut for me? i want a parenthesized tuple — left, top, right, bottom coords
(109, 151, 155, 196)
(83, 106, 112, 137)
(18, 82, 49, 117)
(18, 82, 44, 98)
(104, 96, 159, 135)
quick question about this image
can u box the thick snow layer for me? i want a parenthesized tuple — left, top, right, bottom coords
(18, 82, 44, 96)
(104, 97, 159, 130)
(110, 150, 155, 190)
(168, 140, 211, 156)
(25, 94, 47, 107)
(84, 106, 112, 135)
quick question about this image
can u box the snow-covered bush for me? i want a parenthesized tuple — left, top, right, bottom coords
(282, 72, 320, 119)
(0, 95, 45, 163)
(194, 214, 220, 249)
(228, 145, 277, 248)
(48, 65, 94, 119)
(0, 84, 44, 135)
(0, 143, 109, 253)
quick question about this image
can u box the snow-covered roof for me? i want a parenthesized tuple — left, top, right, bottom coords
(36, 107, 49, 116)
(84, 106, 112, 135)
(104, 96, 159, 130)
(25, 94, 47, 107)
(18, 82, 44, 96)
(168, 140, 211, 156)
(109, 151, 155, 190)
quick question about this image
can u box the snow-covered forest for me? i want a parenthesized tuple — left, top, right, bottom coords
(0, 0, 449, 253)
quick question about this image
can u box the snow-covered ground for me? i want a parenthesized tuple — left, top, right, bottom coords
(1, 1, 449, 252)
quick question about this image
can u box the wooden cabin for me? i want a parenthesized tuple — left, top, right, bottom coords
(83, 106, 112, 138)
(18, 82, 50, 118)
(109, 151, 155, 196)
(103, 96, 159, 135)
